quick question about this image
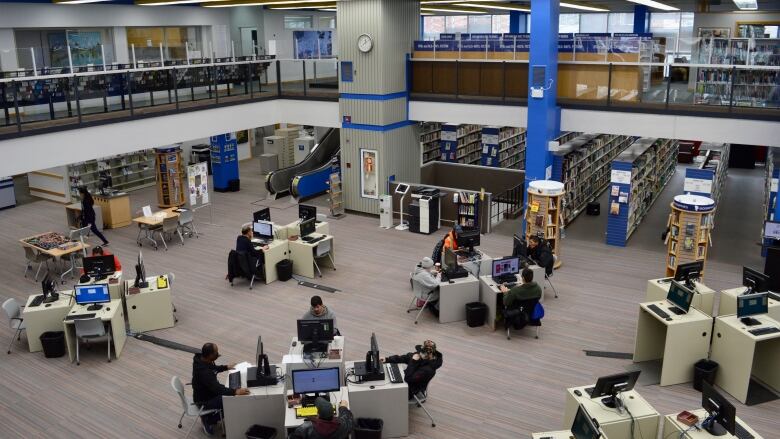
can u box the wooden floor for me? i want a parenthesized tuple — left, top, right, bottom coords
(0, 160, 777, 439)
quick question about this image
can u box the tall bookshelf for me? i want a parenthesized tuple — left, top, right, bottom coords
(684, 143, 729, 230)
(480, 126, 526, 169)
(455, 191, 479, 229)
(155, 146, 185, 208)
(420, 122, 442, 164)
(67, 150, 155, 201)
(440, 123, 481, 165)
(525, 180, 564, 268)
(665, 195, 715, 278)
(551, 133, 635, 225)
(606, 137, 679, 247)
(763, 149, 779, 256)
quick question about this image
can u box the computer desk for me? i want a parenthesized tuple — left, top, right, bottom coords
(284, 386, 350, 435)
(718, 287, 780, 320)
(438, 273, 479, 323)
(532, 431, 609, 439)
(123, 274, 175, 333)
(283, 336, 345, 387)
(709, 314, 780, 404)
(222, 363, 287, 439)
(62, 299, 126, 363)
(662, 408, 764, 439)
(252, 238, 289, 284)
(633, 301, 712, 386)
(455, 249, 493, 278)
(288, 233, 335, 279)
(345, 361, 409, 438)
(563, 385, 659, 439)
(646, 277, 716, 316)
(282, 220, 329, 239)
(478, 267, 545, 330)
(78, 271, 124, 301)
(22, 293, 73, 353)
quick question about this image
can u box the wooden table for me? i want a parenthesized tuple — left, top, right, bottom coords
(132, 208, 179, 248)
(20, 232, 89, 281)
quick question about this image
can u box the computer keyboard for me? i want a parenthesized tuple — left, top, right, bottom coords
(64, 313, 96, 321)
(29, 295, 45, 307)
(735, 422, 755, 439)
(228, 372, 241, 390)
(647, 304, 670, 319)
(504, 282, 518, 289)
(387, 363, 403, 384)
(303, 236, 325, 244)
(748, 327, 780, 336)
(668, 306, 686, 316)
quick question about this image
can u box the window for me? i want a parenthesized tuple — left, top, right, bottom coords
(445, 16, 468, 34)
(468, 15, 492, 34)
(492, 15, 510, 34)
(608, 13, 634, 34)
(559, 14, 580, 34)
(649, 12, 695, 57)
(127, 27, 201, 62)
(285, 16, 312, 30)
(318, 16, 336, 29)
(580, 13, 608, 33)
(423, 16, 445, 40)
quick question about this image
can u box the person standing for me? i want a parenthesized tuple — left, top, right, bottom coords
(79, 186, 109, 246)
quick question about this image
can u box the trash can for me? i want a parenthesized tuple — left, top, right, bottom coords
(228, 179, 241, 192)
(245, 424, 276, 439)
(586, 201, 600, 216)
(693, 359, 718, 391)
(465, 302, 487, 327)
(40, 331, 66, 358)
(276, 259, 293, 282)
(353, 418, 383, 439)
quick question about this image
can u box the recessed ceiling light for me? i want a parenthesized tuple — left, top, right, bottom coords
(626, 0, 679, 11)
(560, 2, 609, 12)
(455, 3, 530, 12)
(732, 0, 758, 10)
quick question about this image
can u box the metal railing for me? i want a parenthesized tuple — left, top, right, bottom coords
(490, 183, 524, 228)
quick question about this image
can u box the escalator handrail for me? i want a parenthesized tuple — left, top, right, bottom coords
(265, 128, 338, 195)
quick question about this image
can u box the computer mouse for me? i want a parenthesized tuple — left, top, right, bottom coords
(666, 317, 672, 321)
(106, 307, 110, 311)
(369, 385, 375, 390)
(573, 390, 582, 397)
(292, 341, 297, 347)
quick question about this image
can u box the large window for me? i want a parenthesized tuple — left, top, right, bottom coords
(580, 13, 608, 33)
(650, 12, 695, 58)
(445, 16, 469, 34)
(284, 16, 313, 29)
(492, 15, 510, 34)
(468, 16, 492, 34)
(127, 27, 201, 62)
(423, 16, 445, 41)
(422, 14, 510, 39)
(608, 13, 634, 34)
(14, 28, 115, 69)
(559, 14, 580, 33)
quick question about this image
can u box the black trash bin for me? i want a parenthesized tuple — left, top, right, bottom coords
(693, 359, 718, 391)
(40, 331, 66, 358)
(245, 424, 276, 439)
(465, 302, 487, 327)
(276, 259, 293, 282)
(353, 418, 383, 439)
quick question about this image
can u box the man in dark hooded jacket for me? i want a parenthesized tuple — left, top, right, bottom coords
(290, 397, 353, 439)
(381, 340, 443, 399)
(191, 343, 249, 435)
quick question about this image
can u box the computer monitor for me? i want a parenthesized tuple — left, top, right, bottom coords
(742, 266, 769, 294)
(737, 293, 768, 318)
(291, 367, 340, 395)
(253, 221, 274, 240)
(456, 229, 480, 250)
(134, 251, 148, 288)
(300, 218, 316, 238)
(297, 319, 334, 352)
(667, 281, 694, 314)
(571, 405, 602, 439)
(674, 261, 703, 287)
(74, 284, 110, 308)
(702, 381, 736, 435)
(443, 247, 458, 269)
(83, 255, 116, 278)
(766, 247, 780, 294)
(512, 234, 527, 258)
(299, 204, 317, 221)
(764, 221, 780, 240)
(492, 257, 520, 278)
(589, 370, 641, 409)
(253, 208, 271, 223)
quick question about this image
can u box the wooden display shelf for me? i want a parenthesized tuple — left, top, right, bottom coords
(526, 180, 564, 268)
(665, 194, 716, 278)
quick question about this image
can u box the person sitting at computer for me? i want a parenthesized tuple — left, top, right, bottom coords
(442, 225, 461, 253)
(499, 268, 542, 330)
(527, 235, 554, 276)
(191, 343, 249, 435)
(412, 257, 441, 316)
(79, 246, 122, 276)
(236, 223, 268, 263)
(290, 397, 353, 439)
(381, 340, 443, 399)
(301, 295, 338, 329)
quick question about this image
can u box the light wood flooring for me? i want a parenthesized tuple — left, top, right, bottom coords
(0, 160, 777, 439)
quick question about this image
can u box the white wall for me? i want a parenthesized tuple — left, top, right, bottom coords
(0, 29, 18, 71)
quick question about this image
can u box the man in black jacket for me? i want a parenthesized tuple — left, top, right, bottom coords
(191, 343, 249, 435)
(290, 397, 353, 439)
(381, 340, 443, 399)
(528, 235, 554, 276)
(236, 224, 269, 262)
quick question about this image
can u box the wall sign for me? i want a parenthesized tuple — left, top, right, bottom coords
(684, 177, 714, 195)
(610, 169, 631, 184)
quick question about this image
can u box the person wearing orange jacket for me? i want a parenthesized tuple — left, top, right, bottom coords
(442, 225, 462, 253)
(80, 246, 122, 275)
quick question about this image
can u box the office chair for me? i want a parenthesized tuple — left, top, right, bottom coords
(313, 239, 336, 277)
(137, 206, 162, 249)
(23, 246, 52, 281)
(232, 251, 260, 290)
(69, 226, 91, 257)
(2, 299, 26, 354)
(545, 255, 559, 299)
(177, 209, 199, 239)
(407, 279, 435, 325)
(171, 376, 224, 439)
(157, 216, 184, 250)
(73, 317, 112, 365)
(504, 299, 542, 340)
(408, 366, 441, 428)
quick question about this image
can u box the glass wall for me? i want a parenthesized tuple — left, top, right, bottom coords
(13, 28, 115, 70)
(126, 27, 202, 63)
(422, 14, 510, 40)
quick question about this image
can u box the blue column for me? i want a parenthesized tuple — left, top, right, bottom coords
(509, 11, 528, 33)
(420, 15, 425, 39)
(633, 5, 649, 34)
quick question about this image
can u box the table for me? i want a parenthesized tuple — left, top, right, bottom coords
(132, 208, 179, 247)
(22, 293, 72, 353)
(63, 299, 127, 362)
(123, 274, 175, 333)
(65, 203, 103, 231)
(662, 408, 764, 439)
(20, 232, 89, 281)
(532, 431, 600, 439)
(438, 274, 479, 323)
(645, 278, 716, 316)
(93, 192, 132, 228)
(284, 386, 350, 435)
(282, 220, 329, 239)
(563, 385, 659, 439)
(283, 336, 345, 386)
(709, 314, 780, 403)
(478, 269, 544, 330)
(252, 238, 290, 284)
(345, 361, 409, 438)
(719, 287, 780, 320)
(78, 271, 124, 301)
(222, 363, 287, 439)
(633, 301, 712, 386)
(288, 233, 335, 279)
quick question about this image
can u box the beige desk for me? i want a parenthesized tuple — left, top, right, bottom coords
(123, 275, 175, 333)
(222, 363, 287, 439)
(478, 270, 544, 330)
(532, 431, 602, 439)
(78, 271, 124, 301)
(93, 192, 132, 228)
(284, 386, 349, 434)
(22, 293, 73, 353)
(346, 361, 409, 438)
(710, 314, 780, 404)
(719, 287, 780, 320)
(20, 232, 89, 281)
(281, 220, 329, 239)
(283, 336, 345, 386)
(65, 203, 103, 231)
(63, 299, 126, 362)
(633, 301, 713, 386)
(646, 278, 716, 316)
(662, 408, 764, 439)
(563, 385, 659, 439)
(288, 233, 335, 279)
(438, 274, 479, 323)
(252, 238, 290, 284)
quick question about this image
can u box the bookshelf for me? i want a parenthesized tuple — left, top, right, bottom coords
(480, 126, 527, 169)
(455, 191, 480, 229)
(665, 194, 715, 278)
(420, 122, 442, 164)
(551, 133, 635, 225)
(440, 123, 482, 165)
(606, 137, 679, 247)
(684, 143, 730, 229)
(67, 150, 155, 201)
(327, 170, 345, 218)
(155, 146, 185, 208)
(763, 149, 779, 256)
(525, 180, 564, 268)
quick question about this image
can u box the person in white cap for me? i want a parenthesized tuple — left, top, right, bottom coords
(411, 257, 441, 316)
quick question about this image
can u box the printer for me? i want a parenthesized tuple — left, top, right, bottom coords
(409, 188, 441, 235)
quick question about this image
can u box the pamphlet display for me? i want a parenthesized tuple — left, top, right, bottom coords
(187, 162, 209, 207)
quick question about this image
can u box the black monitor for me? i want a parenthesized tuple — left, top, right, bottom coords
(291, 367, 340, 395)
(702, 381, 736, 436)
(297, 319, 334, 353)
(40, 274, 58, 303)
(512, 234, 527, 258)
(253, 221, 274, 240)
(361, 332, 385, 381)
(456, 229, 480, 250)
(300, 218, 316, 238)
(134, 251, 148, 288)
(737, 293, 768, 319)
(443, 247, 458, 269)
(571, 405, 602, 439)
(299, 204, 317, 221)
(589, 370, 641, 409)
(674, 261, 703, 288)
(667, 281, 694, 314)
(766, 247, 780, 294)
(83, 255, 116, 279)
(742, 266, 769, 294)
(253, 208, 271, 222)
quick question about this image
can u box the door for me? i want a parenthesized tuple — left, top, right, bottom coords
(240, 27, 258, 57)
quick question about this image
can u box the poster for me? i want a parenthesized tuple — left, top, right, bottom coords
(187, 162, 209, 207)
(293, 30, 333, 59)
(360, 149, 378, 199)
(48, 31, 103, 67)
(236, 130, 249, 144)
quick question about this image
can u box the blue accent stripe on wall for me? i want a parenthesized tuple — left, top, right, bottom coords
(342, 120, 415, 132)
(340, 92, 408, 101)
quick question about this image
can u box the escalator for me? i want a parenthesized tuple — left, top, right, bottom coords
(265, 128, 340, 199)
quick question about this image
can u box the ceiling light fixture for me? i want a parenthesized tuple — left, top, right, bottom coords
(625, 0, 679, 11)
(137, 0, 228, 5)
(203, 0, 336, 7)
(54, 0, 115, 4)
(455, 3, 530, 12)
(732, 0, 758, 10)
(421, 7, 486, 14)
(560, 2, 609, 12)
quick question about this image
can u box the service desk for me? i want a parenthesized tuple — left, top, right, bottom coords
(65, 203, 103, 231)
(662, 408, 764, 439)
(222, 363, 287, 439)
(63, 299, 126, 362)
(345, 361, 409, 438)
(283, 336, 345, 385)
(252, 238, 289, 284)
(22, 293, 72, 353)
(93, 192, 132, 228)
(709, 314, 780, 404)
(633, 301, 712, 386)
(719, 287, 780, 320)
(563, 385, 659, 439)
(288, 233, 335, 279)
(123, 275, 175, 333)
(645, 278, 716, 316)
(438, 274, 479, 323)
(78, 271, 124, 301)
(284, 386, 350, 434)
